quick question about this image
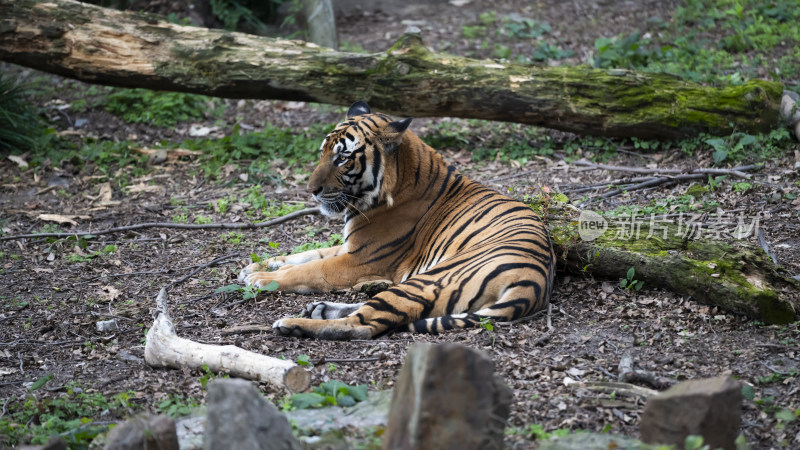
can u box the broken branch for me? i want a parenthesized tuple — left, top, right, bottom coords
(144, 288, 311, 392)
(0, 207, 320, 241)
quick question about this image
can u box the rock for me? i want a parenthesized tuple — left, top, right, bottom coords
(96, 319, 118, 332)
(41, 436, 67, 450)
(539, 432, 660, 450)
(19, 436, 68, 450)
(103, 413, 179, 450)
(204, 378, 302, 450)
(640, 375, 742, 450)
(383, 343, 512, 450)
(286, 389, 392, 435)
(175, 414, 205, 450)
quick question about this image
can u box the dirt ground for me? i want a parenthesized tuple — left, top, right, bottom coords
(2, 0, 800, 448)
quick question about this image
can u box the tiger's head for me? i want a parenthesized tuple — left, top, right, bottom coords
(308, 101, 412, 218)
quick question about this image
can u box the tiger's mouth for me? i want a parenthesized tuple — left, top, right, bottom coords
(315, 191, 349, 218)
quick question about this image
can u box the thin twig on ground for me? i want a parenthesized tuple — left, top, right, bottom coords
(497, 308, 548, 326)
(163, 253, 239, 291)
(0, 207, 321, 241)
(220, 325, 275, 336)
(315, 356, 384, 365)
(573, 159, 760, 179)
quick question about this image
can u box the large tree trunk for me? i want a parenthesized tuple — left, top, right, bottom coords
(0, 0, 784, 139)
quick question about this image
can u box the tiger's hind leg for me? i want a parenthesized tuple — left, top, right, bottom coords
(301, 301, 365, 320)
(273, 284, 433, 339)
(405, 280, 551, 334)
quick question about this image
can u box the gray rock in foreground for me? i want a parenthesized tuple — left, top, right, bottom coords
(103, 413, 179, 450)
(539, 433, 663, 450)
(204, 378, 301, 450)
(383, 342, 512, 450)
(640, 374, 742, 450)
(286, 389, 393, 434)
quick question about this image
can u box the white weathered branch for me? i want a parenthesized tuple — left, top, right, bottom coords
(144, 288, 310, 393)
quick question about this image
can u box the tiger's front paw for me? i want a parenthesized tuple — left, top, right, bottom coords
(237, 257, 289, 282)
(242, 271, 281, 289)
(273, 319, 306, 337)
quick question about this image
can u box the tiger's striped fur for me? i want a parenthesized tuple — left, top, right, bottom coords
(239, 101, 555, 340)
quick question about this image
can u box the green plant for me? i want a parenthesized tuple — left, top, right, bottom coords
(620, 266, 644, 291)
(494, 44, 512, 59)
(198, 364, 225, 389)
(500, 17, 550, 39)
(291, 234, 342, 254)
(209, 0, 270, 33)
(67, 253, 96, 263)
(215, 281, 279, 299)
(194, 215, 213, 224)
(105, 88, 220, 127)
(461, 25, 486, 39)
(530, 42, 576, 62)
(157, 394, 200, 419)
(506, 423, 570, 440)
(478, 316, 496, 346)
(181, 123, 326, 177)
(296, 354, 311, 366)
(755, 368, 798, 385)
(215, 197, 231, 214)
(288, 380, 368, 409)
(0, 72, 42, 153)
(684, 435, 710, 450)
(705, 133, 757, 164)
(0, 377, 134, 447)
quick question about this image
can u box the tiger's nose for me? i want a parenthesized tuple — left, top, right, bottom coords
(311, 186, 323, 196)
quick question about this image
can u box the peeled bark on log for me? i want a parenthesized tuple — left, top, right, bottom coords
(144, 288, 311, 392)
(550, 217, 798, 325)
(0, 0, 784, 139)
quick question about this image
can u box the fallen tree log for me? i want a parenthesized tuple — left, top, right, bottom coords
(550, 213, 798, 325)
(144, 288, 311, 392)
(0, 0, 785, 139)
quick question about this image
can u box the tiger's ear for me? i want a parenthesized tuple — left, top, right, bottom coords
(381, 118, 412, 153)
(346, 101, 371, 119)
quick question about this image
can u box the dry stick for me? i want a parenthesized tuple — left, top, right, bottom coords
(316, 357, 383, 365)
(0, 207, 321, 241)
(221, 325, 275, 336)
(163, 253, 239, 291)
(579, 167, 759, 205)
(496, 308, 548, 326)
(145, 288, 311, 392)
(573, 160, 761, 179)
(757, 228, 779, 265)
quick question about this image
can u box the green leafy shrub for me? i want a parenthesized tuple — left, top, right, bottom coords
(288, 380, 368, 409)
(0, 376, 135, 447)
(105, 88, 219, 127)
(0, 72, 42, 153)
(181, 123, 326, 176)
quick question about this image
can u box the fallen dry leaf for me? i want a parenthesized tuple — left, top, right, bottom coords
(38, 213, 90, 225)
(134, 147, 202, 162)
(97, 182, 113, 203)
(98, 285, 122, 302)
(7, 155, 29, 169)
(126, 183, 164, 194)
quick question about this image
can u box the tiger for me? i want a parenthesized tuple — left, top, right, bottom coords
(238, 101, 555, 340)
